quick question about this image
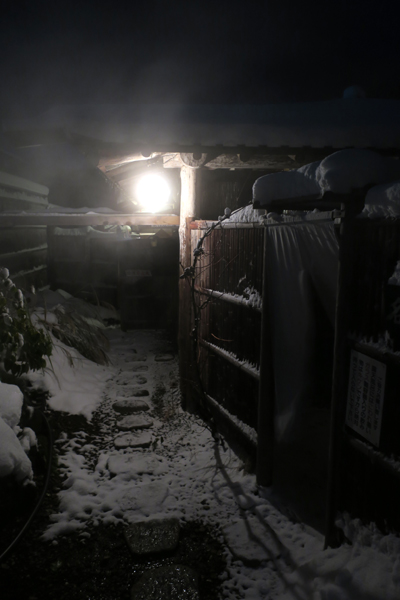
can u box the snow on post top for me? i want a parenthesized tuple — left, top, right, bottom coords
(363, 181, 400, 218)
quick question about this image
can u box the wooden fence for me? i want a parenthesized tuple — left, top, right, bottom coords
(326, 214, 400, 544)
(0, 171, 49, 291)
(48, 227, 179, 330)
(189, 223, 264, 459)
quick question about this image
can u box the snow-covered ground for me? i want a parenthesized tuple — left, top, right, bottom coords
(1, 304, 400, 598)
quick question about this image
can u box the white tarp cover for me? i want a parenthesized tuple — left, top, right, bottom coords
(266, 220, 339, 441)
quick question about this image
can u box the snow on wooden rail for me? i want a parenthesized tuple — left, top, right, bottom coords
(205, 393, 258, 449)
(195, 286, 262, 312)
(200, 339, 260, 381)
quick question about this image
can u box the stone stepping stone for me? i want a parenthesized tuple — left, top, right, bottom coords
(116, 375, 148, 386)
(129, 365, 149, 373)
(116, 388, 149, 399)
(117, 415, 153, 431)
(154, 353, 174, 362)
(130, 565, 199, 599)
(126, 354, 147, 362)
(113, 399, 150, 414)
(107, 454, 168, 477)
(114, 431, 152, 449)
(124, 518, 180, 555)
(127, 388, 149, 397)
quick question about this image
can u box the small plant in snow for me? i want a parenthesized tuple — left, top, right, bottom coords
(0, 268, 52, 376)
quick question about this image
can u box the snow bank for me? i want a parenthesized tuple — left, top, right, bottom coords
(27, 332, 110, 421)
(253, 150, 400, 208)
(224, 204, 265, 223)
(0, 382, 24, 429)
(0, 382, 36, 483)
(363, 180, 400, 218)
(0, 417, 33, 483)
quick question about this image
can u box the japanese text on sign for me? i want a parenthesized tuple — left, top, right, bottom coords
(346, 350, 386, 446)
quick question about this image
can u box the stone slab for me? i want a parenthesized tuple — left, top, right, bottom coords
(154, 353, 174, 362)
(113, 399, 150, 414)
(131, 565, 199, 600)
(125, 518, 180, 555)
(107, 454, 168, 477)
(129, 365, 149, 372)
(126, 355, 147, 362)
(116, 374, 148, 385)
(124, 388, 149, 398)
(117, 415, 153, 431)
(114, 431, 152, 449)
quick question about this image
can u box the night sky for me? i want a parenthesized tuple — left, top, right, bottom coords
(1, 1, 399, 119)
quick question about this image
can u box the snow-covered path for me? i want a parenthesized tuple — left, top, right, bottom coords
(42, 328, 400, 600)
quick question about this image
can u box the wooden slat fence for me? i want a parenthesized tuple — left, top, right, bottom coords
(191, 224, 264, 453)
(326, 215, 400, 544)
(0, 171, 49, 291)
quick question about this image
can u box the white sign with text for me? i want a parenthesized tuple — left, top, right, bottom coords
(346, 350, 386, 446)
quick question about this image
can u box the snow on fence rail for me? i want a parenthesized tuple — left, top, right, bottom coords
(200, 339, 260, 381)
(195, 286, 262, 312)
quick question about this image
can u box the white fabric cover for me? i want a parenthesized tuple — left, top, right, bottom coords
(266, 221, 339, 441)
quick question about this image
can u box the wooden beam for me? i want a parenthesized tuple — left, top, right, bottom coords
(0, 213, 180, 227)
(104, 155, 162, 181)
(163, 152, 328, 170)
(98, 153, 154, 171)
(0, 170, 49, 196)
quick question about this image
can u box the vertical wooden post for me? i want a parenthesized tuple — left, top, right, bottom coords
(256, 226, 275, 486)
(325, 204, 355, 548)
(178, 166, 198, 410)
(46, 226, 55, 288)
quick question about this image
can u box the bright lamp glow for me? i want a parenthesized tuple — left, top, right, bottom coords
(136, 174, 170, 213)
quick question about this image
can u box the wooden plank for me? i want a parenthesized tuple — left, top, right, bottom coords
(163, 151, 334, 170)
(0, 213, 180, 227)
(0, 170, 49, 196)
(0, 226, 47, 254)
(0, 189, 49, 206)
(12, 265, 47, 291)
(2, 245, 48, 276)
(0, 198, 48, 212)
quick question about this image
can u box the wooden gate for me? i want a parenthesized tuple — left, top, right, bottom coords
(189, 222, 265, 461)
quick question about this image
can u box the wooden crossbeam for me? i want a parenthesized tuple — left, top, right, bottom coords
(0, 213, 180, 227)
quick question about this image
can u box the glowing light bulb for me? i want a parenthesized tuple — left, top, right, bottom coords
(136, 174, 170, 213)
